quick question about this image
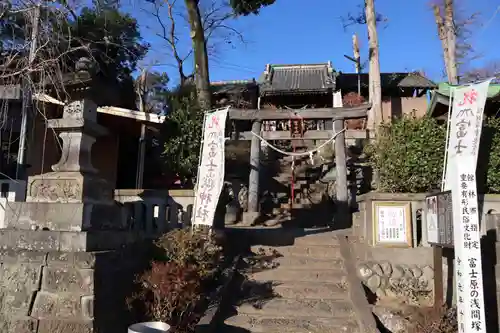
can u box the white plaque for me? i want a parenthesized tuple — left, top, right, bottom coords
(373, 202, 412, 247)
(426, 195, 439, 244)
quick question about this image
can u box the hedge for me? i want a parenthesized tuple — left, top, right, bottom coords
(365, 115, 500, 194)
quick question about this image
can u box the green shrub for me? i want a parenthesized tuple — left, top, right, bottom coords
(162, 87, 203, 184)
(365, 115, 446, 193)
(365, 115, 500, 194)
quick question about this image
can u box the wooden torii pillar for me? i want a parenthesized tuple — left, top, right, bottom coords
(228, 104, 370, 225)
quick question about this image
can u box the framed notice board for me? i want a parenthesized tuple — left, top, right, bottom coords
(372, 201, 413, 247)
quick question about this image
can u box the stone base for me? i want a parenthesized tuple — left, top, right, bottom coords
(3, 201, 123, 231)
(0, 229, 143, 252)
(240, 212, 260, 226)
(0, 246, 149, 333)
(27, 172, 113, 204)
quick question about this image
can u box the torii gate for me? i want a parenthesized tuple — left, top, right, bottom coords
(226, 104, 371, 225)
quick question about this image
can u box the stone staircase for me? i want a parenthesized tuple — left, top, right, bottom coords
(222, 228, 375, 333)
(263, 153, 332, 225)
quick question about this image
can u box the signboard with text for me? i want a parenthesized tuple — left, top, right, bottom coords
(443, 80, 491, 333)
(0, 84, 21, 100)
(372, 201, 412, 247)
(426, 191, 453, 247)
(192, 107, 229, 227)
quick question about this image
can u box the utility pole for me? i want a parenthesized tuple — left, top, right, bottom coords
(16, 5, 40, 180)
(343, 34, 361, 96)
(353, 34, 361, 96)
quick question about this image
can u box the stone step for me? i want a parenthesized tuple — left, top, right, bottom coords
(292, 231, 344, 246)
(236, 298, 356, 318)
(250, 267, 345, 284)
(280, 203, 310, 209)
(228, 226, 346, 247)
(274, 255, 344, 269)
(252, 244, 341, 259)
(272, 281, 349, 299)
(224, 314, 360, 333)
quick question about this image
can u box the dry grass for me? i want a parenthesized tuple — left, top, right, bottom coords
(405, 305, 457, 333)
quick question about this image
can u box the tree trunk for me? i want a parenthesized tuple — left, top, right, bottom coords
(365, 0, 382, 131)
(444, 0, 458, 84)
(184, 0, 212, 110)
(433, 4, 452, 82)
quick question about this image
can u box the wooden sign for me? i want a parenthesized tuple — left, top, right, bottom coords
(426, 191, 453, 247)
(0, 84, 21, 100)
(289, 119, 304, 138)
(372, 201, 412, 247)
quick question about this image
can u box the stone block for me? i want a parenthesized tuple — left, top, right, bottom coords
(59, 232, 89, 252)
(0, 249, 47, 264)
(27, 172, 112, 204)
(0, 230, 60, 251)
(0, 263, 43, 291)
(0, 315, 38, 333)
(0, 288, 35, 316)
(32, 291, 83, 318)
(60, 230, 141, 252)
(0, 230, 141, 252)
(4, 201, 122, 232)
(241, 212, 260, 226)
(46, 252, 97, 269)
(81, 295, 94, 319)
(37, 319, 93, 333)
(41, 267, 94, 293)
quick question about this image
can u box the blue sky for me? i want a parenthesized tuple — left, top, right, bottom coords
(125, 0, 500, 85)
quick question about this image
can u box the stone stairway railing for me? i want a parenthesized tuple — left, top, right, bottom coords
(114, 189, 194, 234)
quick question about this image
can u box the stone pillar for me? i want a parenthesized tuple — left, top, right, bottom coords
(248, 120, 261, 213)
(242, 120, 261, 225)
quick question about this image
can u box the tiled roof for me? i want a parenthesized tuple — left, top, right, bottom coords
(337, 72, 436, 90)
(258, 63, 336, 96)
(211, 79, 257, 95)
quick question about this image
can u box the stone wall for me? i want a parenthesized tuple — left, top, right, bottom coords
(351, 193, 445, 305)
(354, 192, 500, 247)
(357, 260, 435, 304)
(352, 191, 500, 314)
(0, 245, 150, 333)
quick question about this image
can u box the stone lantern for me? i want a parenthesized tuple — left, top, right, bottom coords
(5, 57, 125, 237)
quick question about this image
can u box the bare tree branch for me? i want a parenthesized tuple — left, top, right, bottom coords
(462, 60, 500, 83)
(143, 0, 191, 85)
(141, 0, 246, 86)
(431, 0, 482, 82)
(340, 3, 388, 30)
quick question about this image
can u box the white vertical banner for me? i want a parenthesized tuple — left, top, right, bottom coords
(444, 80, 491, 333)
(444, 80, 491, 191)
(192, 107, 229, 226)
